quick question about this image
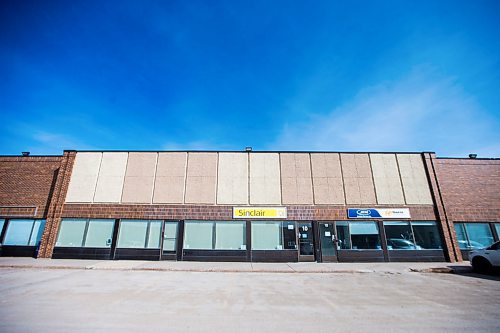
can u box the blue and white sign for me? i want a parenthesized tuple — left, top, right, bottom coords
(348, 208, 411, 219)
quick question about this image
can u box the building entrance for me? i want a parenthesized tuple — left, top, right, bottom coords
(317, 222, 338, 262)
(298, 222, 315, 262)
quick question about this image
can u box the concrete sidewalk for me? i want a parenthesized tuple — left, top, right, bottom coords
(0, 257, 472, 274)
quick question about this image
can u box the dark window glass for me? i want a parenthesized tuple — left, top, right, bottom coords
(319, 223, 336, 256)
(412, 221, 442, 249)
(384, 222, 416, 250)
(282, 221, 297, 250)
(350, 222, 381, 250)
(336, 222, 350, 249)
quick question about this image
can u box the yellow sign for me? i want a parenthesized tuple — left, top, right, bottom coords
(233, 207, 287, 219)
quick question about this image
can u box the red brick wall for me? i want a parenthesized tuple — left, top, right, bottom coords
(61, 203, 435, 221)
(0, 156, 62, 219)
(435, 158, 500, 223)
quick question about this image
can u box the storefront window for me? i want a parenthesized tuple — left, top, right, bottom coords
(215, 222, 246, 250)
(350, 222, 381, 249)
(117, 220, 162, 249)
(336, 221, 380, 250)
(319, 223, 336, 256)
(184, 221, 214, 249)
(0, 219, 5, 243)
(454, 223, 494, 249)
(454, 223, 468, 249)
(252, 222, 282, 250)
(384, 222, 416, 250)
(3, 219, 46, 246)
(184, 221, 246, 250)
(336, 222, 351, 249)
(147, 221, 162, 249)
(495, 224, 500, 241)
(412, 221, 442, 249)
(57, 219, 114, 248)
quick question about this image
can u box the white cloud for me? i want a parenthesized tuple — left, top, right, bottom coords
(270, 68, 500, 157)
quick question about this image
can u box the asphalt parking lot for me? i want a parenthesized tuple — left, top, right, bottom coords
(0, 265, 499, 333)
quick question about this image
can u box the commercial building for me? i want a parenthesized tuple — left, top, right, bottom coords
(0, 150, 498, 262)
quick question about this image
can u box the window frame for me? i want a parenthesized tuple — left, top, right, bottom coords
(56, 218, 115, 248)
(2, 219, 46, 246)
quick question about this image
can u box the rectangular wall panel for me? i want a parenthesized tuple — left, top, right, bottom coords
(341, 154, 376, 205)
(121, 153, 157, 203)
(370, 154, 405, 204)
(249, 153, 281, 205)
(217, 153, 248, 204)
(311, 153, 345, 204)
(184, 153, 217, 204)
(280, 153, 313, 204)
(397, 154, 433, 204)
(65, 152, 102, 203)
(93, 152, 128, 203)
(153, 152, 187, 204)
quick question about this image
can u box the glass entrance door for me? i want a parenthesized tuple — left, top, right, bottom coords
(298, 222, 315, 261)
(161, 221, 179, 260)
(318, 223, 337, 262)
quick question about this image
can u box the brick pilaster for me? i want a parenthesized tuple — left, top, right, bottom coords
(422, 152, 461, 262)
(37, 151, 76, 258)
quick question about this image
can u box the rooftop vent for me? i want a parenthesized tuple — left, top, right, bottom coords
(469, 154, 477, 159)
(22, 152, 30, 156)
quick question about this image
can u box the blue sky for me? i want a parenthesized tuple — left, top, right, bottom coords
(1, 0, 499, 157)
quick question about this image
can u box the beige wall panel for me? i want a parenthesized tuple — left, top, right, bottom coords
(397, 154, 433, 204)
(153, 177, 185, 203)
(341, 153, 376, 205)
(121, 152, 157, 203)
(280, 153, 313, 204)
(249, 153, 281, 204)
(311, 153, 344, 204)
(155, 152, 187, 177)
(185, 153, 217, 204)
(217, 153, 248, 205)
(371, 154, 404, 204)
(65, 152, 102, 203)
(343, 176, 361, 204)
(93, 152, 128, 203)
(153, 153, 187, 204)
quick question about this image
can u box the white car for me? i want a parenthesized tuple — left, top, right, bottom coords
(469, 241, 500, 273)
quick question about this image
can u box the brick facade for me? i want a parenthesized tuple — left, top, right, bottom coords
(0, 156, 62, 219)
(432, 157, 500, 261)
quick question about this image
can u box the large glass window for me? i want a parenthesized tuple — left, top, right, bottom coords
(3, 219, 46, 246)
(84, 220, 114, 247)
(412, 221, 442, 249)
(384, 222, 416, 250)
(251, 221, 297, 250)
(336, 221, 381, 250)
(215, 222, 246, 250)
(117, 220, 162, 249)
(495, 224, 500, 241)
(454, 223, 494, 249)
(184, 221, 213, 249)
(184, 221, 246, 250)
(252, 222, 282, 250)
(384, 221, 442, 250)
(56, 219, 114, 248)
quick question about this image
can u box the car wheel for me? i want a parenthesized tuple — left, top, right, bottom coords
(472, 257, 492, 274)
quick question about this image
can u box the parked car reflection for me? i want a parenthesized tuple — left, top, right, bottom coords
(387, 238, 422, 250)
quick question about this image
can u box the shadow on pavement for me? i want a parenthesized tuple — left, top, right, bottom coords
(450, 265, 500, 281)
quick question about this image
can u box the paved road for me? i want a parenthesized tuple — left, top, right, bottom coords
(0, 268, 498, 333)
